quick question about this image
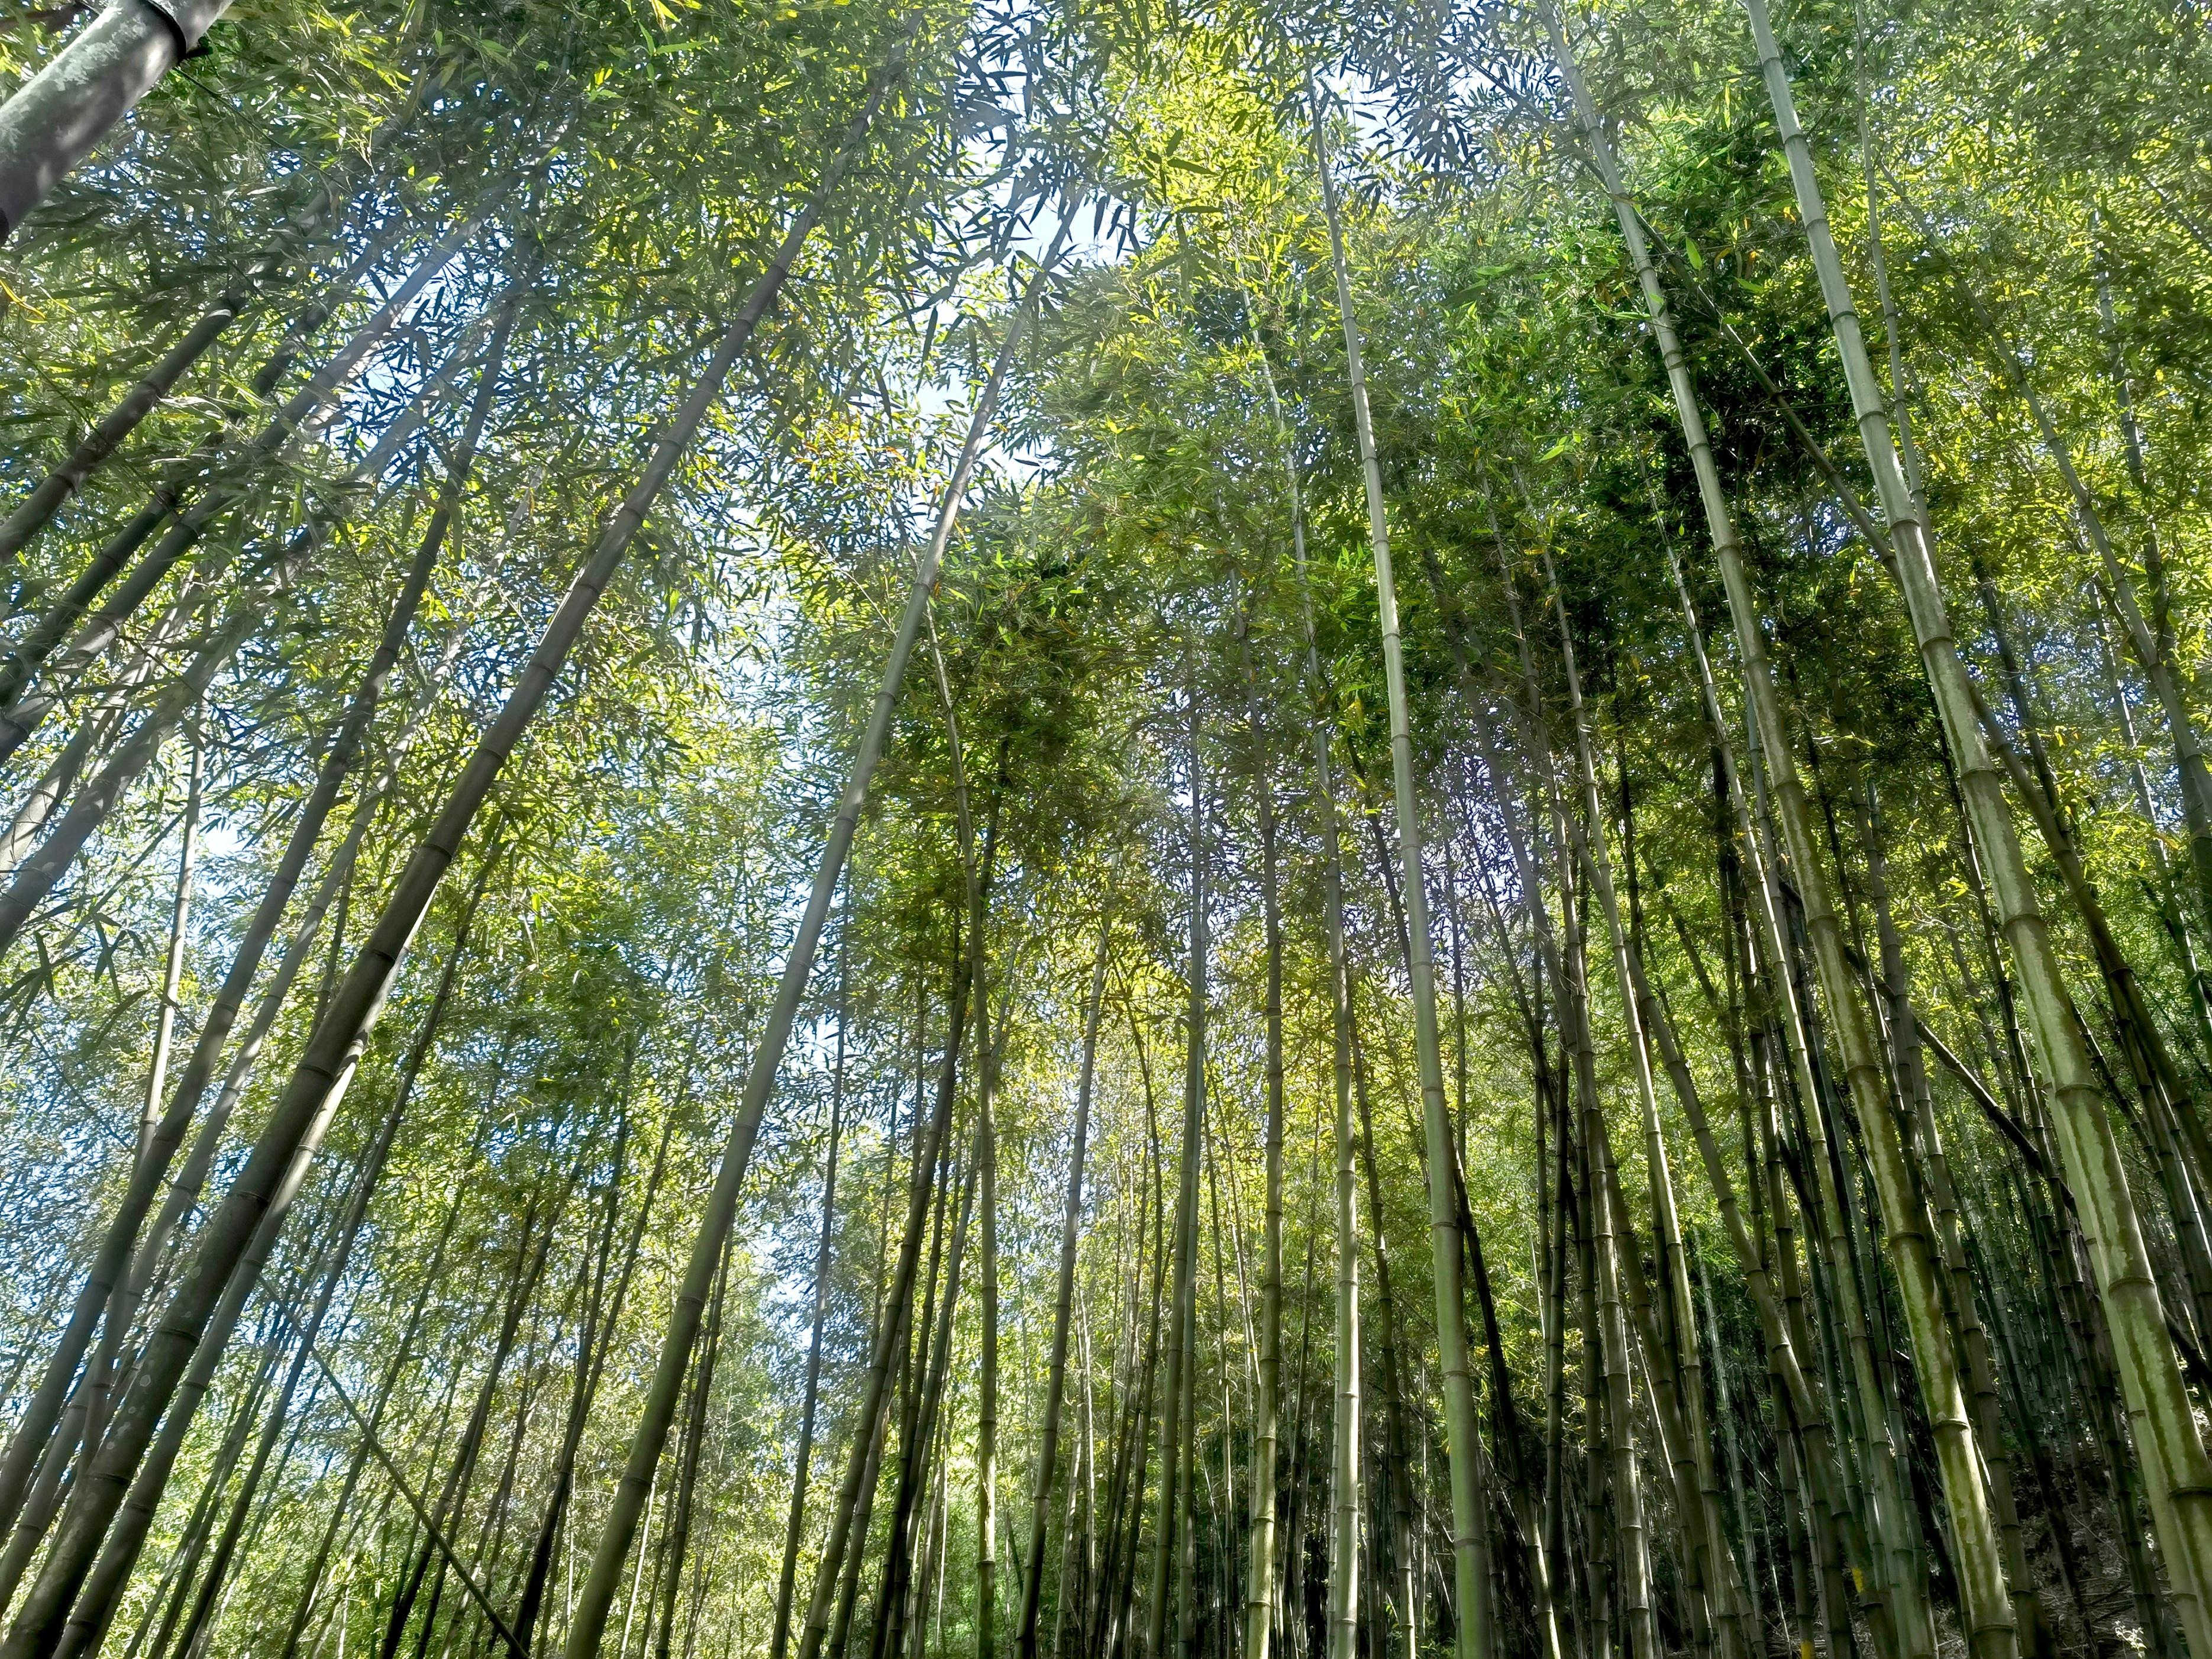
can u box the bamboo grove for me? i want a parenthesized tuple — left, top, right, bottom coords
(0, 0, 2208, 1655)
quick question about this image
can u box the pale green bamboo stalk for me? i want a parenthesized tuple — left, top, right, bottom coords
(1539, 14, 2009, 1655)
(1147, 672, 1207, 1659)
(1554, 843, 1628, 1659)
(1013, 931, 1107, 1659)
(135, 735, 199, 1174)
(976, 834, 999, 1659)
(1264, 309, 1362, 1659)
(1548, 795, 1658, 1659)
(1240, 624, 1286, 1659)
(1854, 779, 2052, 1657)
(1423, 529, 1572, 1659)
(1312, 85, 1490, 1659)
(1734, 5, 2212, 1650)
(1329, 915, 1360, 1659)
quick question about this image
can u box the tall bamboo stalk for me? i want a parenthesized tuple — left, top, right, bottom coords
(1242, 621, 1286, 1659)
(1017, 931, 1109, 1659)
(803, 924, 967, 1659)
(1734, 5, 2212, 1647)
(1147, 660, 1207, 1659)
(1541, 14, 2029, 1655)
(1549, 785, 1656, 1659)
(163, 877, 478, 1659)
(1327, 1073, 1358, 1659)
(770, 931, 849, 1659)
(976, 1024, 1004, 1659)
(1312, 88, 1488, 1659)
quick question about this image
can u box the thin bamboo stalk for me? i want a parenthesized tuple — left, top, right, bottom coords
(1311, 88, 1488, 1659)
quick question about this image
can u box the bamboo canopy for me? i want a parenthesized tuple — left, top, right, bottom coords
(0, 2, 2208, 1658)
